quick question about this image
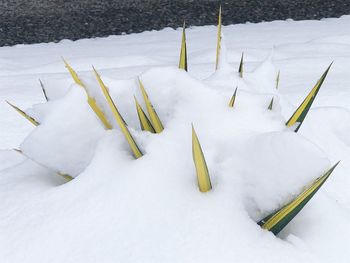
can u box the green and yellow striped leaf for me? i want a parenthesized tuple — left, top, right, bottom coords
(286, 63, 332, 132)
(238, 52, 244, 78)
(93, 67, 143, 159)
(39, 79, 49, 102)
(134, 96, 156, 133)
(215, 5, 222, 70)
(138, 79, 164, 133)
(192, 125, 212, 193)
(179, 21, 188, 71)
(258, 161, 339, 235)
(6, 101, 40, 126)
(229, 87, 238, 108)
(63, 58, 112, 129)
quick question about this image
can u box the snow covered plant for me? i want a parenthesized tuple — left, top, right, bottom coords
(5, 6, 339, 242)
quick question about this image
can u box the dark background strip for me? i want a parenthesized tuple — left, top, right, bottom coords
(1, 0, 350, 46)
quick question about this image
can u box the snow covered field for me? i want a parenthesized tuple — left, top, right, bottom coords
(1, 16, 350, 262)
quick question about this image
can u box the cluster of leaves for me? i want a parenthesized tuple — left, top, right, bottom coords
(7, 6, 338, 237)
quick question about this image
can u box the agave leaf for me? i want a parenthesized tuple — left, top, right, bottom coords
(179, 21, 188, 71)
(57, 172, 74, 181)
(62, 57, 85, 88)
(87, 96, 113, 129)
(63, 58, 112, 129)
(258, 161, 339, 235)
(192, 125, 212, 192)
(215, 5, 222, 70)
(238, 52, 244, 78)
(138, 79, 164, 133)
(229, 87, 238, 108)
(268, 97, 274, 110)
(134, 96, 155, 133)
(93, 67, 143, 159)
(276, 70, 280, 90)
(286, 63, 332, 132)
(39, 79, 49, 102)
(16, 149, 73, 182)
(6, 101, 40, 126)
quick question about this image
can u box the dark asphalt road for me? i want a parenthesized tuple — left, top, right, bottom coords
(1, 0, 350, 46)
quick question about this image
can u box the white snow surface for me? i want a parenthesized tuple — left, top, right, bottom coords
(1, 17, 350, 262)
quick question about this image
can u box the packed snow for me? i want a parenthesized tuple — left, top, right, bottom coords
(1, 16, 350, 263)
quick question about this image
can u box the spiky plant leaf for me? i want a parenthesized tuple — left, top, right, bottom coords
(87, 96, 113, 129)
(39, 79, 49, 102)
(258, 161, 339, 235)
(215, 5, 222, 70)
(63, 58, 112, 129)
(179, 21, 188, 71)
(134, 96, 155, 133)
(229, 87, 238, 108)
(268, 97, 274, 110)
(16, 149, 73, 182)
(6, 101, 40, 126)
(138, 79, 164, 133)
(57, 172, 74, 181)
(286, 63, 332, 132)
(93, 67, 143, 159)
(238, 52, 244, 78)
(276, 70, 280, 90)
(62, 57, 85, 88)
(192, 125, 212, 193)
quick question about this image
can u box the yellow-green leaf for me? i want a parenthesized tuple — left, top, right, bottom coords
(138, 79, 164, 133)
(6, 101, 40, 126)
(286, 63, 332, 132)
(192, 125, 212, 192)
(215, 5, 222, 70)
(93, 67, 143, 159)
(259, 161, 339, 235)
(63, 58, 112, 129)
(229, 87, 238, 108)
(134, 96, 155, 133)
(62, 57, 85, 88)
(57, 172, 74, 181)
(179, 21, 188, 71)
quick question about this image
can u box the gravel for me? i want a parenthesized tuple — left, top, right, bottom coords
(1, 0, 350, 46)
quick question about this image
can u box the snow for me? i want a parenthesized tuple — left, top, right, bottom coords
(1, 16, 350, 262)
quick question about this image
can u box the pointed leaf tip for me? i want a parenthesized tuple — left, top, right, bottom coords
(138, 79, 164, 133)
(258, 162, 339, 235)
(268, 97, 274, 110)
(215, 5, 222, 70)
(134, 96, 156, 133)
(179, 22, 188, 71)
(229, 87, 238, 107)
(39, 79, 49, 102)
(286, 64, 332, 132)
(192, 125, 212, 193)
(95, 69, 143, 158)
(238, 52, 244, 78)
(6, 100, 40, 126)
